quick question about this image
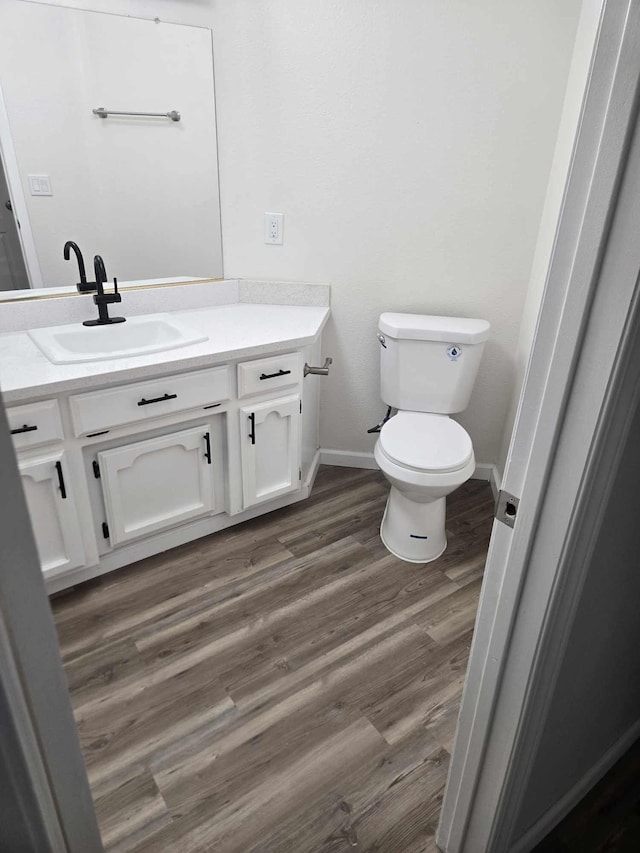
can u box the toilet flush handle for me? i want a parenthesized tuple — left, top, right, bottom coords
(377, 333, 387, 348)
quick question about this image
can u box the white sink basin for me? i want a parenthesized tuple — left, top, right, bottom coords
(28, 313, 208, 364)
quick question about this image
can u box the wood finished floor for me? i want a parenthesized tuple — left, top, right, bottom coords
(51, 466, 494, 853)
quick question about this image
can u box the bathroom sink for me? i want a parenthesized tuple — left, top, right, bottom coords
(28, 313, 208, 364)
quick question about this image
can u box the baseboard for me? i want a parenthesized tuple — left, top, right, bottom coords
(319, 449, 380, 470)
(319, 449, 501, 499)
(303, 448, 322, 490)
(511, 718, 640, 853)
(472, 463, 501, 502)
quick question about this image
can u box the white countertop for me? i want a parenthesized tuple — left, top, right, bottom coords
(0, 303, 330, 403)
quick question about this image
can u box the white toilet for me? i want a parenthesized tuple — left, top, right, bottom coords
(374, 313, 490, 563)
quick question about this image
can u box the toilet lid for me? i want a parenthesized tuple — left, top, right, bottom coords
(379, 412, 473, 473)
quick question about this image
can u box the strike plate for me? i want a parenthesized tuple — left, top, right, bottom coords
(496, 489, 519, 529)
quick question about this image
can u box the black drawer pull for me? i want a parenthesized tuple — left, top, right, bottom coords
(11, 423, 38, 435)
(137, 393, 177, 407)
(248, 413, 256, 445)
(259, 369, 291, 381)
(204, 431, 212, 464)
(55, 460, 67, 499)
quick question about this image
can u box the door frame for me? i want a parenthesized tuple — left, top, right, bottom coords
(0, 81, 44, 288)
(438, 1, 640, 850)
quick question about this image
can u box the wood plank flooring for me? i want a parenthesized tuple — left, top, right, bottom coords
(51, 466, 494, 852)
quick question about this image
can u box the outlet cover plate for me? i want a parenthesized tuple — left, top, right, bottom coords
(264, 212, 284, 245)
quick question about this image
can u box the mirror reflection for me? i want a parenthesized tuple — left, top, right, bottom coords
(0, 3, 223, 294)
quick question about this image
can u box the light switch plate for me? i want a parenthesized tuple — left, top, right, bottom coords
(28, 175, 52, 196)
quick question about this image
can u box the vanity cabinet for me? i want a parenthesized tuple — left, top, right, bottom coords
(240, 394, 302, 508)
(7, 334, 325, 592)
(97, 425, 218, 546)
(18, 451, 86, 577)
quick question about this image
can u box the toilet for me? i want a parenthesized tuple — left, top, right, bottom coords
(374, 312, 490, 563)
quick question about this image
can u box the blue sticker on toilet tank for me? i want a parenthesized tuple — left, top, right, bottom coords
(447, 345, 462, 361)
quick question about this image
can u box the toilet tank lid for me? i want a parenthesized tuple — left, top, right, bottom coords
(379, 313, 491, 344)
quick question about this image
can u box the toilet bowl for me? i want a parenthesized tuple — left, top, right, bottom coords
(374, 411, 476, 562)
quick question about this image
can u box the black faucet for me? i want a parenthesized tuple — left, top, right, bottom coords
(82, 256, 126, 326)
(94, 254, 107, 291)
(63, 240, 96, 293)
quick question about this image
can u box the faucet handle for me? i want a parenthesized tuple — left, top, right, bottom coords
(93, 277, 122, 305)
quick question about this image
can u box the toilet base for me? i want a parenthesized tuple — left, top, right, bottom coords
(380, 487, 447, 563)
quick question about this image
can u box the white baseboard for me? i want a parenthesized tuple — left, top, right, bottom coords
(319, 449, 380, 470)
(319, 449, 501, 499)
(472, 463, 501, 502)
(512, 718, 640, 853)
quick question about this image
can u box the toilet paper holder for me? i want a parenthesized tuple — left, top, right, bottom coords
(304, 357, 333, 377)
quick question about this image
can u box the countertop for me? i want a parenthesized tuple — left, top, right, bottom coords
(0, 303, 330, 403)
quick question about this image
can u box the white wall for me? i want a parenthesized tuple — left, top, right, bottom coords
(0, 2, 222, 286)
(213, 0, 583, 465)
(496, 0, 604, 478)
(16, 0, 583, 464)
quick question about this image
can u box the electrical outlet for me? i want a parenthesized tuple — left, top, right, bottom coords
(264, 212, 284, 245)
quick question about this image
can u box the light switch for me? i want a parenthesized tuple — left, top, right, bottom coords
(28, 174, 52, 196)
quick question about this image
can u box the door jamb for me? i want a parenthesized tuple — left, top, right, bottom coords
(0, 82, 43, 288)
(437, 1, 640, 850)
(0, 399, 102, 850)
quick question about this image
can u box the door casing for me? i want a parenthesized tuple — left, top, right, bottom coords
(438, 1, 640, 850)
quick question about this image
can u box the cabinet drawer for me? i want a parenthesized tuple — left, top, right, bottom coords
(237, 353, 301, 398)
(8, 400, 64, 450)
(69, 366, 230, 436)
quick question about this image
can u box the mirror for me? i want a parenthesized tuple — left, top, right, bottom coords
(0, 2, 223, 297)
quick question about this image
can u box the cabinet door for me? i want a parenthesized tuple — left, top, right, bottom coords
(98, 425, 215, 546)
(19, 451, 86, 577)
(240, 394, 302, 509)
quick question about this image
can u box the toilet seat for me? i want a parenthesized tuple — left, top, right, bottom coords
(378, 412, 473, 474)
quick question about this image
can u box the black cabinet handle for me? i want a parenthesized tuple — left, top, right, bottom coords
(259, 369, 291, 381)
(248, 413, 256, 445)
(11, 423, 38, 435)
(204, 431, 212, 464)
(137, 393, 177, 407)
(55, 460, 67, 499)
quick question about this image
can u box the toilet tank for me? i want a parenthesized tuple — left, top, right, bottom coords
(378, 313, 490, 413)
